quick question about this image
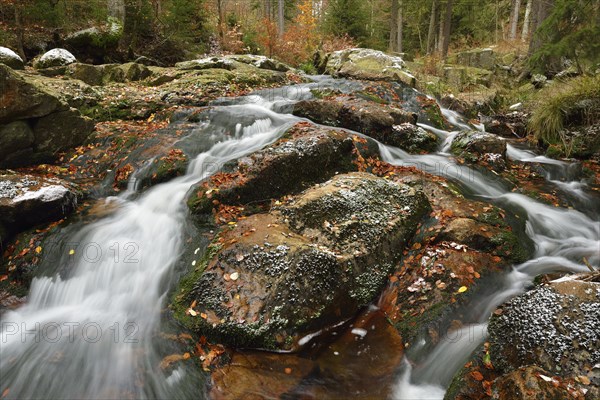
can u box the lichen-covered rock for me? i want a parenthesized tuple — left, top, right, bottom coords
(187, 123, 379, 216)
(451, 130, 507, 168)
(483, 111, 529, 138)
(0, 64, 94, 167)
(452, 48, 496, 70)
(292, 97, 436, 151)
(0, 46, 24, 70)
(324, 48, 416, 87)
(0, 64, 65, 122)
(0, 172, 80, 245)
(175, 57, 236, 71)
(489, 279, 600, 380)
(31, 109, 94, 163)
(35, 48, 77, 69)
(174, 172, 431, 350)
(225, 54, 291, 72)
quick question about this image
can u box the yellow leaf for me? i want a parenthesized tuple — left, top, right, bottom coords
(35, 246, 42, 254)
(68, 249, 75, 255)
(458, 286, 468, 293)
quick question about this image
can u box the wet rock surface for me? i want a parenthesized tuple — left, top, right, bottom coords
(210, 309, 404, 399)
(292, 97, 438, 152)
(451, 130, 507, 170)
(187, 122, 379, 217)
(174, 172, 430, 350)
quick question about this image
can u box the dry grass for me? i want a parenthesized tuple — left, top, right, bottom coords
(528, 74, 600, 156)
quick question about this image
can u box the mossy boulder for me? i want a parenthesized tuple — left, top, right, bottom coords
(0, 64, 65, 122)
(63, 20, 122, 63)
(0, 65, 94, 167)
(174, 172, 431, 350)
(187, 123, 379, 217)
(324, 48, 416, 87)
(451, 130, 507, 168)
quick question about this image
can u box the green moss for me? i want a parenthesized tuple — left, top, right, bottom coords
(395, 300, 448, 344)
(356, 90, 388, 104)
(490, 230, 531, 264)
(171, 242, 223, 329)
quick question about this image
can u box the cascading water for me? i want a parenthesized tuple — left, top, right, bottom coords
(0, 101, 299, 399)
(1, 77, 598, 399)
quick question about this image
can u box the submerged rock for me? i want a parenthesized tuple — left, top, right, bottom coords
(174, 172, 430, 350)
(0, 46, 24, 70)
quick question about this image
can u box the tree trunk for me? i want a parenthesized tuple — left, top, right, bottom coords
(397, 0, 403, 53)
(265, 0, 271, 19)
(278, 0, 284, 37)
(14, 5, 26, 61)
(217, 0, 225, 39)
(427, 0, 438, 55)
(389, 0, 398, 51)
(521, 0, 532, 40)
(437, 1, 444, 53)
(509, 0, 521, 40)
(108, 0, 126, 24)
(441, 0, 453, 58)
(528, 0, 553, 56)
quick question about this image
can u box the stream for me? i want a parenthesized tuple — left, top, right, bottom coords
(1, 77, 598, 399)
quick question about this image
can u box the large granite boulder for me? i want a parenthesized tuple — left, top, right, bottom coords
(0, 64, 94, 167)
(0, 47, 24, 70)
(322, 48, 416, 87)
(64, 20, 122, 63)
(35, 48, 77, 69)
(292, 96, 438, 153)
(174, 172, 430, 350)
(187, 123, 379, 216)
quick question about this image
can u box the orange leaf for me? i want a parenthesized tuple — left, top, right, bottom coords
(470, 370, 484, 381)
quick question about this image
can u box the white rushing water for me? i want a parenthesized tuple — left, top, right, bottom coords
(0, 101, 299, 399)
(1, 78, 598, 399)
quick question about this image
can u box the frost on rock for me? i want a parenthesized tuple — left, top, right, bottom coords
(0, 46, 24, 69)
(37, 48, 77, 68)
(13, 185, 69, 203)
